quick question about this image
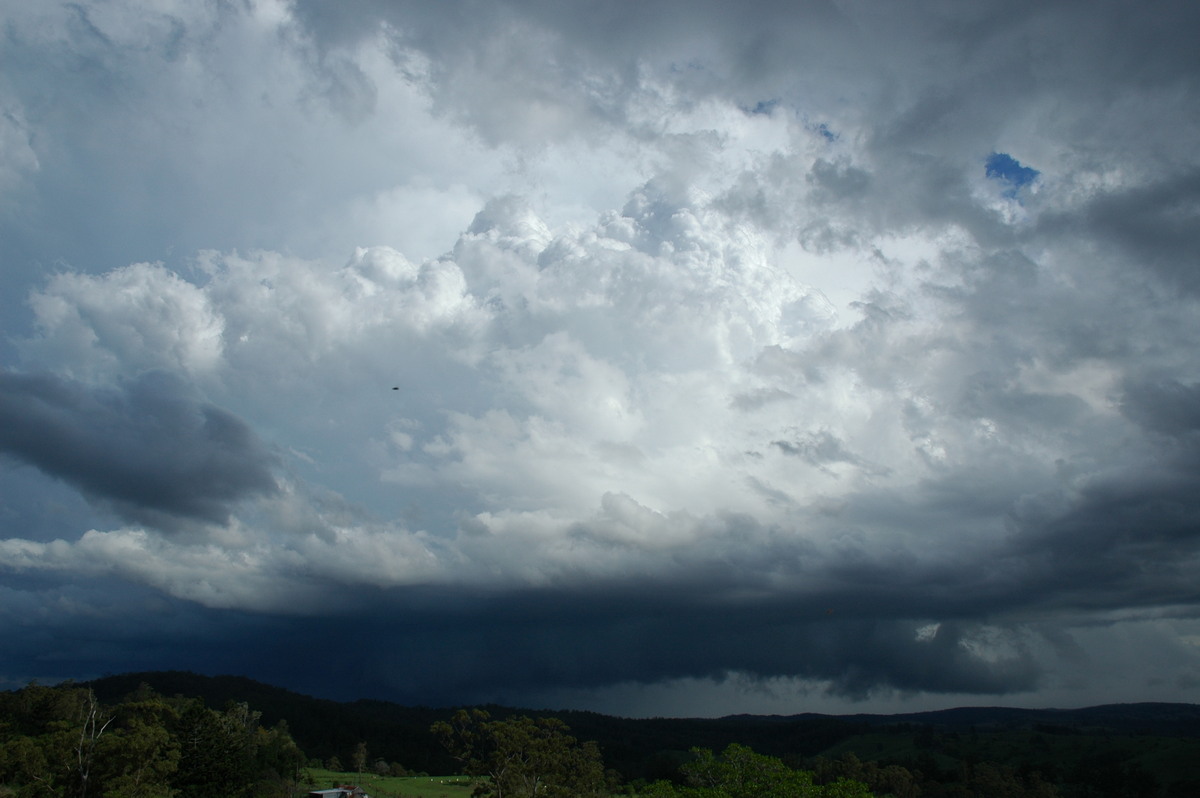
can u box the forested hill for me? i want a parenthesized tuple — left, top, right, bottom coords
(85, 671, 456, 776)
(839, 703, 1200, 736)
(79, 670, 1200, 785)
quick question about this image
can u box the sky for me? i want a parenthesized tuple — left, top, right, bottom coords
(2, 0, 1200, 719)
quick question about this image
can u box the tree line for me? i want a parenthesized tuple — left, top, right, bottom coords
(1, 685, 879, 798)
(5, 679, 1188, 798)
(431, 709, 876, 798)
(0, 682, 305, 798)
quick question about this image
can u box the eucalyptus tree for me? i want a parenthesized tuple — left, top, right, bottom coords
(432, 709, 606, 798)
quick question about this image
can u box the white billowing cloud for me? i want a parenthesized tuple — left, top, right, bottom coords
(0, 475, 448, 613)
(4, 0, 1200, 710)
(206, 246, 487, 372)
(9, 130, 1159, 591)
(1, 164, 856, 593)
(23, 264, 224, 381)
(0, 527, 302, 612)
(340, 182, 485, 264)
(6, 125, 1190, 718)
(4, 156, 1137, 601)
(20, 246, 486, 382)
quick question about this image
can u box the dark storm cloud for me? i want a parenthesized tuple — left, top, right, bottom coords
(342, 590, 1040, 705)
(1083, 171, 1200, 289)
(0, 572, 297, 689)
(4, 0, 1200, 717)
(46, 579, 1037, 707)
(999, 445, 1200, 619)
(1036, 170, 1200, 293)
(288, 0, 1200, 141)
(1122, 378, 1200, 435)
(3, 444, 1195, 708)
(0, 370, 278, 525)
(245, 470, 1195, 706)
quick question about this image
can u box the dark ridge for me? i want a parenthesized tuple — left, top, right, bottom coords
(74, 670, 1200, 781)
(837, 702, 1200, 735)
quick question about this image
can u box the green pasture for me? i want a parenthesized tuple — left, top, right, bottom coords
(302, 769, 478, 798)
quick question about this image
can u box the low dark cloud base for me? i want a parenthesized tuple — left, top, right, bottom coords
(0, 564, 1043, 707)
(3, 0, 1200, 716)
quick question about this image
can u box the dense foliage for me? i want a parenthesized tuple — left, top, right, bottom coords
(0, 683, 304, 798)
(42, 671, 1200, 798)
(81, 672, 1200, 797)
(432, 709, 608, 798)
(642, 743, 872, 798)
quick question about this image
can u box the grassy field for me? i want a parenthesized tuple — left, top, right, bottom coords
(302, 768, 477, 798)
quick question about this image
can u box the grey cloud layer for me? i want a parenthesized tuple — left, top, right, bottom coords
(2, 0, 1200, 713)
(0, 371, 278, 525)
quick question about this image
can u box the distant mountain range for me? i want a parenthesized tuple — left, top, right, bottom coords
(838, 702, 1200, 736)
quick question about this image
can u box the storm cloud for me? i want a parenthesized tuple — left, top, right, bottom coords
(0, 371, 278, 525)
(2, 0, 1200, 715)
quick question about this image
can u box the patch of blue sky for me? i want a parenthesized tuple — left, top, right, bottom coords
(744, 98, 780, 116)
(986, 152, 1040, 199)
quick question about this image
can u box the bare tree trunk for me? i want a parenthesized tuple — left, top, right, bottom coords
(76, 689, 115, 798)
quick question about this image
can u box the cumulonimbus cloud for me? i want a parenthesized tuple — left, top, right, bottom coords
(2, 0, 1200, 712)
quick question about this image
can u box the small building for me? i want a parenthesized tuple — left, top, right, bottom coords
(308, 787, 368, 798)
